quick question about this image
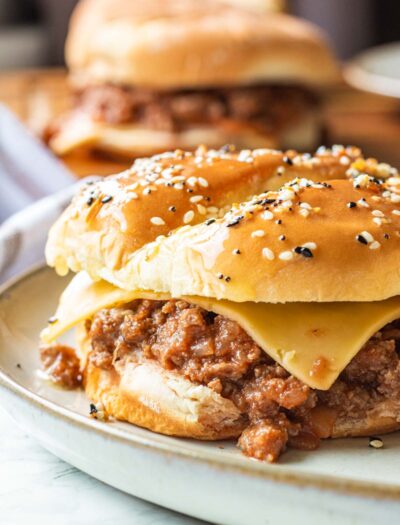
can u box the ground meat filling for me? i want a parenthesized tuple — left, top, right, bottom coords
(75, 83, 317, 134)
(40, 343, 82, 389)
(87, 300, 400, 461)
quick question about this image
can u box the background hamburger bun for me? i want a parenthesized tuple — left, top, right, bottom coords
(46, 146, 363, 279)
(49, 109, 320, 158)
(66, 0, 339, 90)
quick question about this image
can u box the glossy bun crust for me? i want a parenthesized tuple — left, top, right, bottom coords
(47, 146, 400, 303)
(46, 146, 363, 279)
(66, 0, 338, 89)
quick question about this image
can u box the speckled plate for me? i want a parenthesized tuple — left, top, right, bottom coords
(1, 266, 400, 525)
(345, 42, 400, 99)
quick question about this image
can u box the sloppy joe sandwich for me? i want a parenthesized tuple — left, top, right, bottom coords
(48, 0, 339, 158)
(41, 145, 400, 462)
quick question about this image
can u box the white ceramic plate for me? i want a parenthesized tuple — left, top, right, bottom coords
(345, 42, 400, 98)
(2, 266, 400, 524)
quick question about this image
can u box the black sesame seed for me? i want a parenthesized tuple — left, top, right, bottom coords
(227, 215, 244, 227)
(187, 188, 193, 193)
(101, 195, 113, 204)
(217, 273, 224, 280)
(276, 219, 282, 225)
(283, 156, 293, 166)
(86, 196, 95, 206)
(384, 233, 390, 239)
(205, 218, 216, 225)
(16, 363, 21, 369)
(89, 403, 98, 415)
(233, 249, 241, 254)
(279, 235, 286, 241)
(347, 201, 357, 208)
(262, 198, 276, 205)
(294, 246, 313, 258)
(48, 316, 58, 324)
(169, 206, 176, 212)
(225, 276, 231, 282)
(356, 234, 368, 245)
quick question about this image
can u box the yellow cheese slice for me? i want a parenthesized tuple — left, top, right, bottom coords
(42, 271, 400, 390)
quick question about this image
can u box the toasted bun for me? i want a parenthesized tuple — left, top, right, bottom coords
(71, 165, 400, 303)
(79, 333, 244, 439)
(80, 329, 400, 440)
(66, 0, 339, 89)
(49, 110, 320, 158)
(46, 146, 364, 279)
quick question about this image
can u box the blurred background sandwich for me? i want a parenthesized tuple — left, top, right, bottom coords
(46, 0, 339, 157)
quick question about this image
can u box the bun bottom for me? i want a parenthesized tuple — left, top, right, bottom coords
(80, 333, 244, 439)
(80, 331, 400, 444)
(49, 111, 320, 158)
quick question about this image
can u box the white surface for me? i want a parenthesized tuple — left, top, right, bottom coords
(345, 42, 400, 98)
(0, 409, 204, 525)
(2, 267, 400, 524)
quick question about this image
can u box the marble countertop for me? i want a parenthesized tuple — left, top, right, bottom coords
(0, 409, 206, 525)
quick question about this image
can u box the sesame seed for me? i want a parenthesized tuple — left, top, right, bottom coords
(150, 217, 166, 226)
(86, 196, 95, 206)
(143, 187, 152, 195)
(198, 177, 209, 188)
(347, 201, 357, 208)
(279, 235, 286, 241)
(183, 210, 195, 224)
(168, 206, 176, 212)
(262, 247, 275, 260)
(48, 316, 58, 324)
(217, 273, 224, 279)
(89, 403, 98, 415)
(227, 216, 244, 227)
(232, 249, 241, 255)
(392, 210, 400, 216)
(302, 242, 317, 250)
(369, 437, 383, 449)
(251, 230, 265, 238)
(197, 204, 206, 215)
(294, 246, 313, 258)
(187, 176, 198, 187)
(279, 251, 294, 261)
(384, 233, 390, 239)
(356, 234, 368, 245)
(283, 156, 293, 166)
(174, 183, 184, 190)
(101, 195, 113, 204)
(373, 218, 383, 226)
(369, 241, 381, 250)
(190, 195, 203, 203)
(275, 219, 282, 225)
(262, 211, 274, 221)
(205, 218, 216, 225)
(299, 208, 310, 218)
(357, 198, 369, 208)
(225, 276, 231, 282)
(372, 210, 385, 217)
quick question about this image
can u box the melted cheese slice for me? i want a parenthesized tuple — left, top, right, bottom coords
(42, 272, 400, 390)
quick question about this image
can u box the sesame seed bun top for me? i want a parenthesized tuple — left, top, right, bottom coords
(66, 0, 339, 89)
(46, 145, 400, 303)
(98, 171, 400, 303)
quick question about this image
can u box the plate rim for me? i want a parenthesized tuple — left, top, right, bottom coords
(344, 42, 400, 99)
(1, 264, 400, 501)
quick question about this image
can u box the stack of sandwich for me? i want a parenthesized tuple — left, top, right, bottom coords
(41, 144, 400, 462)
(48, 0, 339, 158)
